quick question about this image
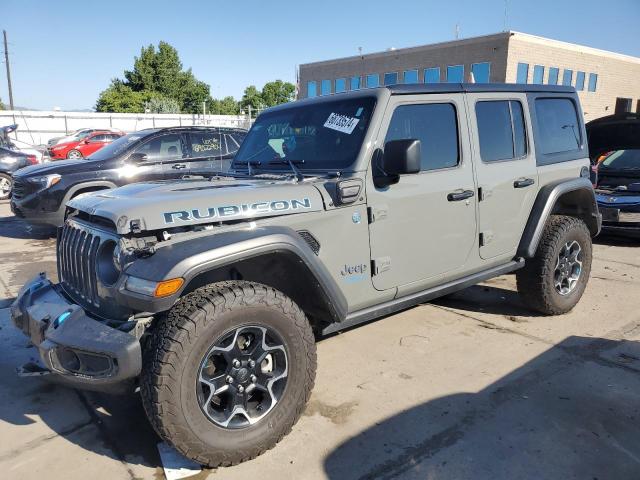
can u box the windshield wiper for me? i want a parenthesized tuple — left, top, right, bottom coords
(268, 159, 305, 182)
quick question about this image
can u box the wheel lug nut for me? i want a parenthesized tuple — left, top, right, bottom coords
(226, 375, 234, 384)
(232, 359, 240, 368)
(250, 374, 257, 383)
(238, 385, 244, 393)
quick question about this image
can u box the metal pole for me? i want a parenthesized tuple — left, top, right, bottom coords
(3, 30, 15, 110)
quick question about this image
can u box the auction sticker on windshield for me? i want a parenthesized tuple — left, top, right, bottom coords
(324, 112, 360, 134)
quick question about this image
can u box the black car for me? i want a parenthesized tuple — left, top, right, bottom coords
(11, 126, 247, 226)
(588, 113, 640, 236)
(0, 147, 40, 200)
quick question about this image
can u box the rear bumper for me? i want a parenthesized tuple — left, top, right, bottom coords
(10, 274, 142, 394)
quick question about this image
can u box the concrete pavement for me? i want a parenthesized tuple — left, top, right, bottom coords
(0, 199, 638, 479)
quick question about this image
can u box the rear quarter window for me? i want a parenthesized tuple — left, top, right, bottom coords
(535, 98, 581, 154)
(532, 96, 585, 165)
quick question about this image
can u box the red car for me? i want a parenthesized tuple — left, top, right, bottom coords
(48, 130, 124, 160)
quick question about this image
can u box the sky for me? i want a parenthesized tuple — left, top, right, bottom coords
(2, 0, 639, 111)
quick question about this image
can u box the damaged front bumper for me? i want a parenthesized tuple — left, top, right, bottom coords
(10, 274, 142, 394)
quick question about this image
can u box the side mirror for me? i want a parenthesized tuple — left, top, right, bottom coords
(375, 139, 421, 187)
(128, 152, 148, 163)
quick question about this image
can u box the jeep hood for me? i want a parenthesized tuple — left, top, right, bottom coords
(586, 113, 640, 160)
(67, 178, 325, 234)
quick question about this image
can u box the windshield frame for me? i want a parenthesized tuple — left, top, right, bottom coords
(232, 91, 383, 174)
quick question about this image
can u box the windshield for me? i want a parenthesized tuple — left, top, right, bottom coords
(233, 96, 376, 171)
(600, 149, 640, 170)
(87, 132, 146, 161)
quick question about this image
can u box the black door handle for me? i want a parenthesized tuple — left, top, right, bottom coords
(172, 164, 188, 170)
(447, 189, 475, 202)
(514, 178, 535, 188)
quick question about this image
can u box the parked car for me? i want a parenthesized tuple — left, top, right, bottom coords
(587, 113, 640, 236)
(47, 128, 123, 147)
(11, 126, 247, 226)
(1, 124, 46, 163)
(11, 84, 601, 467)
(48, 130, 125, 160)
(0, 146, 39, 200)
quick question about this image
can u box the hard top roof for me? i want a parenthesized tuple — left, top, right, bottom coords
(387, 83, 576, 95)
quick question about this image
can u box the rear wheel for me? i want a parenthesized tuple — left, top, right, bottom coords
(67, 149, 82, 159)
(140, 281, 316, 467)
(0, 173, 12, 200)
(516, 215, 592, 315)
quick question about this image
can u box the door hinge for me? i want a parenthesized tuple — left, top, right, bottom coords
(371, 257, 391, 275)
(479, 231, 493, 247)
(367, 205, 388, 224)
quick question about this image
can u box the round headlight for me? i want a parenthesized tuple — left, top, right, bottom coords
(97, 240, 120, 286)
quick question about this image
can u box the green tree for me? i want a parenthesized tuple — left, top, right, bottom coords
(261, 80, 296, 107)
(145, 94, 181, 114)
(96, 41, 211, 113)
(240, 85, 263, 113)
(95, 80, 147, 113)
(210, 96, 240, 115)
(0, 96, 4, 110)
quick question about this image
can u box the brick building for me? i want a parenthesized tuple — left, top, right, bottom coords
(298, 31, 640, 121)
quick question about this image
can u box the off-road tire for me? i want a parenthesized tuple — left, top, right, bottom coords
(0, 173, 12, 200)
(140, 281, 316, 467)
(516, 215, 592, 315)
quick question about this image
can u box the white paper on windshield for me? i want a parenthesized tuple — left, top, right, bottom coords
(323, 113, 360, 134)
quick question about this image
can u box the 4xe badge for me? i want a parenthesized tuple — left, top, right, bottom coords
(340, 263, 368, 283)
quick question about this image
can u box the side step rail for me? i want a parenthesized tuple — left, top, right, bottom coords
(322, 259, 525, 336)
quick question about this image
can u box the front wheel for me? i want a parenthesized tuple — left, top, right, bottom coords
(140, 281, 316, 467)
(516, 215, 592, 315)
(0, 173, 12, 200)
(66, 149, 82, 159)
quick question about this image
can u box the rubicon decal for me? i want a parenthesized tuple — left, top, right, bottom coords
(163, 198, 312, 224)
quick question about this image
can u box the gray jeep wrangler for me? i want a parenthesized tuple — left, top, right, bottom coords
(11, 84, 600, 466)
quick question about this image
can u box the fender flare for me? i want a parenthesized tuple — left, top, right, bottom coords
(124, 225, 348, 321)
(517, 177, 601, 258)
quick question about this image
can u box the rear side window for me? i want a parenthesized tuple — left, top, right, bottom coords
(134, 134, 184, 160)
(534, 98, 581, 154)
(190, 131, 225, 156)
(475, 100, 527, 162)
(385, 103, 459, 171)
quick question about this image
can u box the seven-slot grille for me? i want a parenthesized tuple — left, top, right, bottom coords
(58, 221, 102, 307)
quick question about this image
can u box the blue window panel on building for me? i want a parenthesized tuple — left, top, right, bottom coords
(351, 76, 361, 90)
(403, 69, 418, 83)
(321, 79, 331, 95)
(562, 69, 573, 86)
(575, 71, 585, 91)
(548, 67, 559, 85)
(366, 74, 380, 88)
(532, 65, 545, 84)
(384, 72, 399, 85)
(516, 63, 529, 84)
(335, 78, 346, 93)
(424, 67, 440, 83)
(471, 62, 490, 83)
(588, 73, 598, 92)
(307, 81, 317, 98)
(447, 65, 464, 83)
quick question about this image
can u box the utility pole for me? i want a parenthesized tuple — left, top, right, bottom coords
(3, 30, 14, 110)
